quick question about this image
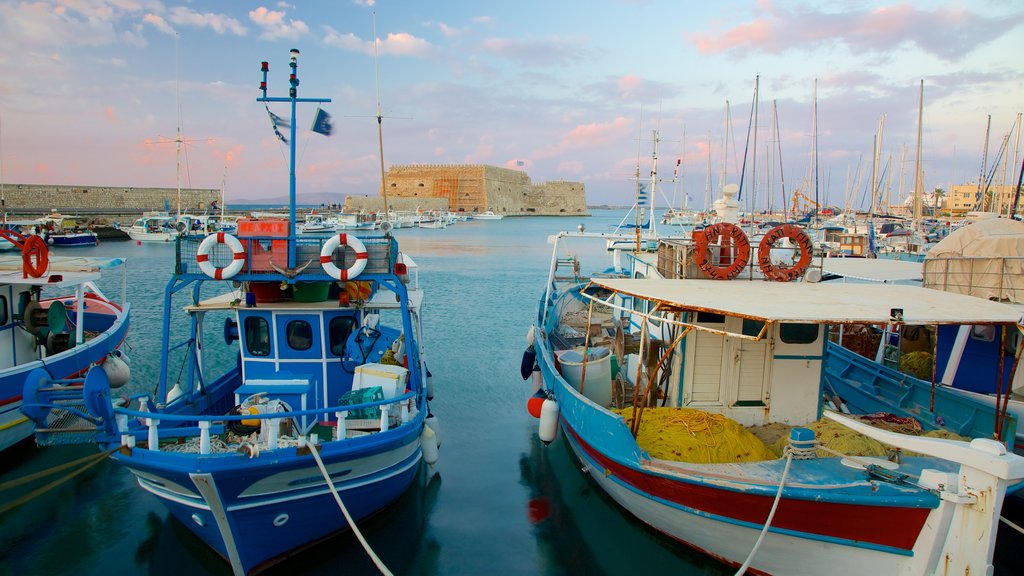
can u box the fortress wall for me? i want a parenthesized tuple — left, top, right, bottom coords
(2, 184, 220, 213)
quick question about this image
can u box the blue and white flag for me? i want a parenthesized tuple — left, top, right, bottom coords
(311, 108, 332, 136)
(265, 104, 289, 143)
(637, 182, 649, 207)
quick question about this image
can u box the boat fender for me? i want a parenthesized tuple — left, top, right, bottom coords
(196, 232, 246, 280)
(693, 222, 749, 280)
(520, 344, 536, 380)
(527, 389, 547, 418)
(757, 224, 813, 282)
(420, 425, 439, 465)
(426, 367, 434, 401)
(102, 350, 131, 389)
(538, 398, 559, 444)
(425, 412, 442, 449)
(320, 233, 369, 281)
(526, 326, 535, 346)
(532, 369, 542, 395)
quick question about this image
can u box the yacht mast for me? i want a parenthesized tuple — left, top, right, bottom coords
(912, 79, 924, 228)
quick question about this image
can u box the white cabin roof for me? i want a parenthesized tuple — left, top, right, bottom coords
(820, 257, 923, 283)
(590, 278, 1023, 325)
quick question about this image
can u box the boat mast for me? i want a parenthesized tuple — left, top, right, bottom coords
(258, 49, 331, 267)
(704, 130, 712, 217)
(912, 79, 924, 229)
(811, 78, 818, 227)
(751, 75, 759, 228)
(648, 129, 659, 239)
(175, 33, 182, 218)
(373, 14, 391, 222)
(977, 114, 991, 211)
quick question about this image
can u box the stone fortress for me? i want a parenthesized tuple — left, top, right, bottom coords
(343, 164, 588, 216)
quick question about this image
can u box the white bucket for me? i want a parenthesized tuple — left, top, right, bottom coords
(557, 347, 612, 406)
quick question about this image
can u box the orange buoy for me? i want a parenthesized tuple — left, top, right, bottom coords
(694, 223, 750, 280)
(757, 224, 813, 282)
(22, 235, 49, 278)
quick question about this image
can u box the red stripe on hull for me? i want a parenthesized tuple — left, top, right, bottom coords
(566, 425, 929, 551)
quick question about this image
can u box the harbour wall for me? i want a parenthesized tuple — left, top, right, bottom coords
(2, 184, 221, 215)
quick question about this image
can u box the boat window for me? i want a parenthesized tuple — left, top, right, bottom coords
(329, 316, 356, 356)
(244, 317, 271, 357)
(780, 323, 818, 344)
(0, 295, 7, 325)
(696, 312, 725, 324)
(287, 320, 313, 351)
(742, 319, 764, 337)
(971, 325, 996, 343)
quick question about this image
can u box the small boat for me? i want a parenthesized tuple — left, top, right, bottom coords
(127, 212, 177, 242)
(31, 211, 99, 247)
(22, 50, 437, 575)
(333, 212, 376, 231)
(472, 210, 504, 220)
(298, 211, 334, 233)
(0, 242, 130, 453)
(530, 230, 1024, 575)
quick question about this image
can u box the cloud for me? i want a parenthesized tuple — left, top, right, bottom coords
(143, 13, 175, 35)
(690, 3, 1024, 62)
(479, 35, 586, 67)
(248, 6, 307, 40)
(323, 28, 432, 57)
(170, 6, 248, 36)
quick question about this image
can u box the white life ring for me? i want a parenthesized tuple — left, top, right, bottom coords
(196, 232, 246, 279)
(320, 233, 368, 280)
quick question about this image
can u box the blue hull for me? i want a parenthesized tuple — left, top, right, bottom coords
(48, 234, 98, 247)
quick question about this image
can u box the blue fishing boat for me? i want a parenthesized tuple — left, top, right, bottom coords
(0, 235, 130, 453)
(22, 50, 438, 575)
(530, 231, 1024, 575)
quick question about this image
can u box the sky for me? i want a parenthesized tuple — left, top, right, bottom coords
(0, 0, 1022, 210)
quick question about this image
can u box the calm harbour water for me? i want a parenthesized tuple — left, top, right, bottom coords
(0, 210, 734, 576)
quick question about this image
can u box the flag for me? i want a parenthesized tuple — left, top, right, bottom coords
(265, 104, 289, 143)
(311, 108, 332, 136)
(637, 182, 649, 207)
(516, 160, 524, 167)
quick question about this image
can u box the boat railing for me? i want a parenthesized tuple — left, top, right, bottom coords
(923, 256, 1024, 304)
(173, 232, 396, 283)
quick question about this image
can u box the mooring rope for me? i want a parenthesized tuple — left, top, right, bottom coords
(308, 442, 393, 576)
(0, 447, 118, 515)
(734, 451, 794, 575)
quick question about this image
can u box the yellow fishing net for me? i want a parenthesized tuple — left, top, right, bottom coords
(614, 407, 777, 463)
(616, 407, 970, 464)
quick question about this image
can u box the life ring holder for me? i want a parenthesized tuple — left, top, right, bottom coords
(321, 234, 368, 280)
(694, 223, 750, 280)
(757, 224, 813, 282)
(22, 235, 49, 278)
(196, 232, 246, 280)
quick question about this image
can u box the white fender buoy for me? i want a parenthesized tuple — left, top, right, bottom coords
(531, 369, 542, 395)
(526, 326, 536, 346)
(426, 372, 434, 401)
(425, 412, 441, 449)
(102, 351, 131, 389)
(420, 425, 439, 465)
(539, 398, 559, 444)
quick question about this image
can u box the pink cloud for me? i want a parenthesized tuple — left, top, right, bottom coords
(248, 7, 305, 40)
(689, 3, 1023, 61)
(322, 28, 431, 57)
(104, 105, 118, 123)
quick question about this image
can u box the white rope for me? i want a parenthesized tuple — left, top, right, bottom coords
(734, 452, 793, 576)
(308, 442, 393, 576)
(1001, 514, 1024, 535)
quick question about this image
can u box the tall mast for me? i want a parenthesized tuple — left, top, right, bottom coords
(373, 14, 390, 219)
(704, 130, 712, 216)
(648, 129, 659, 239)
(977, 114, 991, 211)
(912, 79, 924, 228)
(175, 33, 182, 217)
(811, 78, 818, 226)
(770, 100, 777, 215)
(720, 101, 730, 194)
(258, 49, 331, 267)
(750, 75, 759, 224)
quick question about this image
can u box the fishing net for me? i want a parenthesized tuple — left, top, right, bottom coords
(614, 407, 776, 464)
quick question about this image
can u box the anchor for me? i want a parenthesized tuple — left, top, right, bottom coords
(268, 258, 315, 278)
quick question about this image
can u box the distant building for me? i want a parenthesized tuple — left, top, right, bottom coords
(344, 164, 588, 216)
(947, 183, 1021, 216)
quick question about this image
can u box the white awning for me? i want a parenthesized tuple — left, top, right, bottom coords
(589, 278, 1023, 325)
(820, 257, 923, 283)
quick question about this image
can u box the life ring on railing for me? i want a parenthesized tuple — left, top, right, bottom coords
(757, 224, 813, 282)
(694, 223, 750, 280)
(22, 235, 49, 278)
(320, 233, 368, 280)
(196, 232, 246, 280)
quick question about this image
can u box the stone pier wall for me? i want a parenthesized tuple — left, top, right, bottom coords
(2, 184, 220, 214)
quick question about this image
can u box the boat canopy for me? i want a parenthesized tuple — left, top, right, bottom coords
(589, 278, 1023, 326)
(185, 285, 422, 313)
(820, 257, 922, 283)
(0, 255, 125, 272)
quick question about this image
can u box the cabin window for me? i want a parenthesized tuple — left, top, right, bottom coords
(780, 323, 818, 344)
(0, 295, 7, 325)
(287, 320, 313, 351)
(971, 325, 996, 343)
(742, 319, 765, 338)
(244, 317, 271, 357)
(696, 312, 725, 324)
(329, 316, 357, 356)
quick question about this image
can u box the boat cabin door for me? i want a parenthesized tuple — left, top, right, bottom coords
(682, 312, 770, 418)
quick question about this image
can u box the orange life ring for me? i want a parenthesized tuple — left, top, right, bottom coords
(757, 224, 813, 282)
(22, 235, 49, 278)
(694, 223, 750, 280)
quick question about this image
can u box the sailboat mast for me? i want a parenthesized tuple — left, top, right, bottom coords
(912, 79, 924, 228)
(977, 114, 991, 211)
(750, 75, 759, 226)
(649, 129, 659, 239)
(811, 78, 818, 226)
(720, 101, 730, 195)
(704, 130, 712, 217)
(175, 33, 182, 217)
